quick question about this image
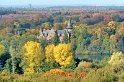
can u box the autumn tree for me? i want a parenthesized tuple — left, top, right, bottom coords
(109, 52, 124, 67)
(0, 44, 4, 69)
(54, 44, 73, 67)
(107, 21, 117, 36)
(53, 23, 63, 30)
(0, 27, 13, 36)
(23, 41, 44, 74)
(0, 44, 4, 56)
(110, 35, 119, 53)
(42, 22, 51, 29)
(45, 44, 55, 62)
(44, 44, 60, 71)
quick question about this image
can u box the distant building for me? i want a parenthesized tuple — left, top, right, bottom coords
(38, 19, 72, 42)
(29, 4, 32, 9)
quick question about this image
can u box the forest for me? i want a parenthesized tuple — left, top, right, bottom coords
(0, 6, 124, 82)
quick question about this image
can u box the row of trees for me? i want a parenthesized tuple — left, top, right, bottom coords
(0, 39, 73, 74)
(1, 10, 124, 31)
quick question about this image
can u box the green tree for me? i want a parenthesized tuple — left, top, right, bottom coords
(98, 32, 103, 54)
(83, 68, 115, 82)
(9, 37, 21, 74)
(53, 23, 63, 30)
(51, 33, 60, 45)
(40, 38, 48, 49)
(77, 33, 84, 47)
(102, 34, 110, 55)
(42, 22, 51, 29)
(62, 32, 69, 44)
(70, 31, 77, 54)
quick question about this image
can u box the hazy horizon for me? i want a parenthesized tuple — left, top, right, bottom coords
(0, 0, 124, 7)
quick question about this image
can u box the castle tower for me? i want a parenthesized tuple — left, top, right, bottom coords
(65, 18, 72, 32)
(66, 18, 72, 29)
(64, 18, 73, 41)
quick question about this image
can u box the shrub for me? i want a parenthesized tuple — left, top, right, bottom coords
(45, 69, 74, 78)
(82, 68, 117, 82)
(109, 52, 124, 72)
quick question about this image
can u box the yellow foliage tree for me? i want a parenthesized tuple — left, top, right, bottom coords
(0, 44, 4, 56)
(23, 41, 44, 74)
(110, 35, 118, 53)
(107, 21, 117, 30)
(42, 22, 51, 29)
(53, 44, 73, 67)
(109, 52, 124, 67)
(117, 27, 124, 36)
(45, 44, 55, 62)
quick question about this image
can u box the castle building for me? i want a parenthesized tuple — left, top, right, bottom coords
(38, 19, 72, 42)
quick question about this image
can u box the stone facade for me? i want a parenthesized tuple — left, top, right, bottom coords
(38, 19, 72, 42)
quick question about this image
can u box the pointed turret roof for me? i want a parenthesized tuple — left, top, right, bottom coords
(66, 18, 72, 29)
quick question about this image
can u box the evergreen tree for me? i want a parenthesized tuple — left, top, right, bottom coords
(40, 38, 48, 49)
(9, 36, 23, 74)
(9, 39, 18, 74)
(52, 32, 60, 45)
(98, 32, 103, 55)
(62, 32, 69, 44)
(70, 31, 77, 54)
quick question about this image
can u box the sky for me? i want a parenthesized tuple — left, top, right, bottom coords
(0, 0, 124, 7)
